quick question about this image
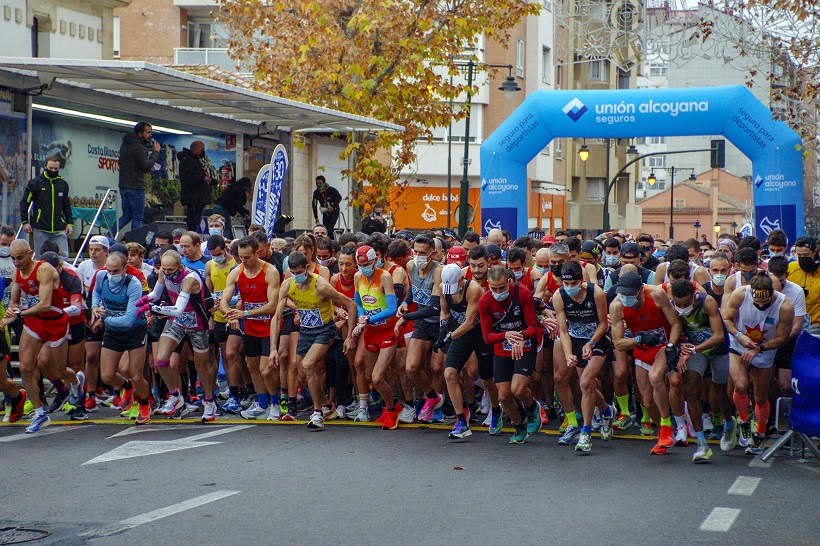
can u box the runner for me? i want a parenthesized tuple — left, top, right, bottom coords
(1, 239, 80, 433)
(609, 271, 684, 455)
(552, 261, 614, 452)
(92, 251, 151, 424)
(479, 266, 542, 444)
(723, 272, 794, 454)
(327, 246, 357, 418)
(219, 236, 280, 420)
(721, 247, 781, 298)
(505, 246, 542, 293)
(76, 235, 109, 412)
(703, 252, 731, 307)
(270, 251, 357, 430)
(767, 256, 808, 397)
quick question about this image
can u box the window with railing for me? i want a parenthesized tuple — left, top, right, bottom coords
(541, 46, 551, 84)
(517, 40, 525, 78)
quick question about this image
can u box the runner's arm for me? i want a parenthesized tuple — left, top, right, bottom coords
(219, 268, 239, 317)
(269, 281, 290, 353)
(448, 282, 479, 340)
(765, 300, 794, 351)
(553, 291, 573, 357)
(151, 292, 190, 317)
(366, 273, 397, 324)
(590, 286, 609, 345)
(693, 296, 726, 353)
(652, 287, 683, 345)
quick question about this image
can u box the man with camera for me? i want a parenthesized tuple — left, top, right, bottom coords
(362, 204, 388, 235)
(118, 122, 160, 234)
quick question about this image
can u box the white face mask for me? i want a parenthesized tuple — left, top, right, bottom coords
(107, 272, 124, 284)
(711, 273, 727, 287)
(415, 255, 428, 269)
(0, 246, 9, 258)
(318, 257, 333, 267)
(675, 303, 694, 316)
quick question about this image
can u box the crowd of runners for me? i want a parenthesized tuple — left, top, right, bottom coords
(2, 218, 819, 463)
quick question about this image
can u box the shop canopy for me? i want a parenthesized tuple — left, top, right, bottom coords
(0, 57, 402, 139)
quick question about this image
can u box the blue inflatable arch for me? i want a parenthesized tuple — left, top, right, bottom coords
(479, 85, 804, 243)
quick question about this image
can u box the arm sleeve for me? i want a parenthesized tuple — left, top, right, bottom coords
(404, 284, 414, 306)
(64, 304, 82, 317)
(368, 294, 397, 324)
(403, 296, 441, 321)
(393, 283, 405, 303)
(354, 291, 365, 318)
(146, 281, 165, 303)
(151, 291, 190, 317)
(520, 289, 540, 341)
(105, 280, 143, 329)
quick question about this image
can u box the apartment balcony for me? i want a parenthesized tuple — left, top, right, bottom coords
(174, 48, 242, 73)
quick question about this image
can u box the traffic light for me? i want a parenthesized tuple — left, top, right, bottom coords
(711, 139, 726, 169)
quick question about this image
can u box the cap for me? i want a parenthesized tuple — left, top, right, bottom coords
(89, 235, 110, 250)
(109, 243, 127, 255)
(541, 235, 556, 245)
(580, 240, 600, 260)
(447, 246, 466, 264)
(40, 251, 60, 268)
(442, 229, 457, 240)
(615, 271, 643, 296)
(486, 244, 502, 260)
(356, 245, 377, 264)
(440, 263, 463, 295)
(620, 242, 642, 258)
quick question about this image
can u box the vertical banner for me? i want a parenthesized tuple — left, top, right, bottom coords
(0, 89, 28, 227)
(267, 144, 287, 241)
(252, 164, 271, 232)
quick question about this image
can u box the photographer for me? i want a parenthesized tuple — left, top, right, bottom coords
(178, 140, 216, 232)
(118, 122, 160, 233)
(361, 204, 388, 235)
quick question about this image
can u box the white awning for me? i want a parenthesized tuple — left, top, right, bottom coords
(0, 57, 402, 135)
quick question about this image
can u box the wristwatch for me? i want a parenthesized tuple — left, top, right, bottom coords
(666, 342, 674, 350)
(756, 342, 766, 352)
(244, 310, 249, 318)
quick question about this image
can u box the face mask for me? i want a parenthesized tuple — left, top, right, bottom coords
(492, 290, 509, 302)
(213, 254, 227, 264)
(675, 303, 694, 316)
(44, 169, 59, 179)
(174, 244, 182, 253)
(770, 252, 784, 258)
(293, 272, 308, 284)
(605, 255, 620, 267)
(209, 228, 222, 237)
(375, 259, 384, 269)
(741, 270, 757, 282)
(107, 273, 124, 284)
(798, 256, 820, 273)
(166, 269, 183, 283)
(359, 264, 374, 277)
(512, 270, 524, 280)
(550, 264, 563, 277)
(653, 251, 665, 259)
(702, 259, 711, 268)
(754, 301, 772, 311)
(620, 294, 638, 307)
(318, 257, 333, 267)
(711, 274, 727, 287)
(563, 285, 581, 297)
(0, 247, 9, 258)
(415, 255, 428, 269)
(536, 266, 549, 275)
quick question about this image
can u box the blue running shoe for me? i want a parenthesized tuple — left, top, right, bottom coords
(68, 371, 85, 406)
(489, 411, 503, 436)
(222, 396, 241, 414)
(509, 426, 529, 444)
(558, 425, 581, 445)
(526, 400, 542, 434)
(448, 420, 472, 439)
(431, 407, 444, 423)
(591, 406, 602, 432)
(26, 412, 50, 434)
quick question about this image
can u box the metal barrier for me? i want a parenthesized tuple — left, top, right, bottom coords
(72, 188, 119, 267)
(14, 203, 34, 240)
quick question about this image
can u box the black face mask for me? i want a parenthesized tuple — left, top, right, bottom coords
(44, 169, 59, 179)
(741, 270, 757, 282)
(550, 264, 564, 277)
(798, 256, 820, 273)
(753, 301, 772, 311)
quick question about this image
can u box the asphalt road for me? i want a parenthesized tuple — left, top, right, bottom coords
(1, 418, 818, 545)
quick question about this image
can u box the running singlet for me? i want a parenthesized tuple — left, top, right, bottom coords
(409, 261, 440, 324)
(16, 261, 63, 318)
(358, 269, 397, 331)
(678, 293, 727, 356)
(559, 283, 598, 340)
(663, 262, 700, 284)
(210, 257, 236, 324)
(56, 268, 85, 325)
(728, 286, 786, 367)
(164, 266, 208, 331)
(445, 280, 478, 327)
(464, 268, 489, 291)
(236, 262, 271, 337)
(517, 268, 536, 292)
(479, 283, 539, 357)
(97, 273, 146, 331)
(622, 286, 671, 363)
(289, 274, 334, 329)
(335, 275, 355, 300)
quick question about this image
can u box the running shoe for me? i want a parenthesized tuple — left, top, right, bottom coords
(282, 411, 298, 421)
(693, 443, 713, 463)
(170, 402, 193, 420)
(745, 432, 766, 455)
(737, 419, 752, 448)
(8, 390, 27, 423)
(526, 400, 542, 435)
(482, 412, 492, 427)
(345, 400, 358, 413)
(640, 422, 655, 437)
(352, 407, 369, 422)
(120, 385, 135, 411)
(202, 400, 217, 422)
(267, 404, 281, 421)
(720, 418, 738, 451)
(334, 404, 346, 420)
(674, 427, 689, 447)
(240, 401, 267, 420)
(591, 406, 602, 432)
(417, 393, 444, 422)
(25, 413, 50, 433)
(398, 404, 415, 424)
(280, 397, 290, 416)
(23, 398, 34, 416)
(658, 425, 675, 448)
(46, 391, 69, 414)
(222, 397, 241, 414)
(702, 413, 714, 433)
(84, 396, 98, 412)
(322, 404, 338, 421)
(68, 406, 89, 421)
(575, 431, 592, 453)
(98, 393, 115, 407)
(600, 405, 614, 442)
(509, 426, 529, 444)
(612, 413, 634, 431)
(650, 441, 667, 455)
(68, 371, 85, 406)
(121, 405, 140, 419)
(539, 403, 549, 425)
(307, 412, 324, 430)
(558, 425, 581, 445)
(381, 405, 400, 430)
(489, 411, 503, 436)
(374, 408, 387, 424)
(159, 394, 184, 416)
(441, 399, 457, 420)
(296, 397, 313, 414)
(448, 420, 472, 439)
(240, 393, 255, 409)
(479, 393, 491, 415)
(469, 403, 481, 424)
(431, 407, 444, 423)
(110, 395, 122, 410)
(558, 415, 569, 433)
(709, 423, 724, 441)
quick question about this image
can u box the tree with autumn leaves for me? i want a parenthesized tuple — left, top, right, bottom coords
(217, 0, 538, 226)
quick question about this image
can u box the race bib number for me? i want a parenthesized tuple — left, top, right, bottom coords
(365, 307, 386, 327)
(450, 309, 467, 325)
(21, 294, 39, 310)
(411, 285, 431, 306)
(686, 327, 713, 345)
(174, 311, 199, 329)
(568, 322, 597, 340)
(298, 308, 323, 328)
(244, 301, 269, 321)
(636, 327, 667, 345)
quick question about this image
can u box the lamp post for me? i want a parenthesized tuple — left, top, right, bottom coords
(714, 221, 721, 246)
(694, 220, 701, 239)
(731, 220, 738, 236)
(456, 61, 521, 237)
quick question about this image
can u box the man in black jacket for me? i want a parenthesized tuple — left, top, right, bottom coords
(177, 140, 214, 232)
(312, 175, 342, 235)
(214, 177, 251, 239)
(21, 155, 73, 259)
(118, 122, 160, 233)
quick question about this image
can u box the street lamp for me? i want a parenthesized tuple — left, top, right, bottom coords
(648, 171, 656, 185)
(731, 220, 738, 235)
(456, 61, 520, 237)
(579, 143, 590, 162)
(714, 221, 721, 243)
(694, 220, 701, 238)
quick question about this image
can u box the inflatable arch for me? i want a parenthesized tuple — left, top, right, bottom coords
(479, 85, 804, 242)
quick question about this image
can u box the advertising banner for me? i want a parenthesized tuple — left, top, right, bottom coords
(266, 144, 287, 241)
(252, 164, 271, 232)
(0, 89, 27, 227)
(385, 186, 480, 232)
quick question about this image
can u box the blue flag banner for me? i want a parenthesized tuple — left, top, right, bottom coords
(252, 164, 271, 231)
(267, 144, 288, 241)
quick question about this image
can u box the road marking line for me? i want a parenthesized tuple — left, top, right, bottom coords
(749, 457, 772, 469)
(0, 426, 74, 442)
(728, 476, 761, 496)
(79, 490, 240, 538)
(700, 507, 741, 532)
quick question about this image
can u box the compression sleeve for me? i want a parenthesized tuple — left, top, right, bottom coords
(64, 304, 82, 317)
(143, 281, 165, 304)
(368, 294, 397, 324)
(403, 295, 441, 321)
(393, 283, 405, 303)
(354, 291, 365, 318)
(151, 291, 190, 317)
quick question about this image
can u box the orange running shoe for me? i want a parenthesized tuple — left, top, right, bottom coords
(381, 405, 400, 430)
(375, 407, 388, 424)
(539, 404, 549, 425)
(658, 424, 675, 448)
(650, 441, 667, 455)
(9, 389, 27, 423)
(135, 403, 151, 425)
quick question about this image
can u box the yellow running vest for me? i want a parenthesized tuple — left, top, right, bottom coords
(210, 257, 236, 323)
(288, 274, 334, 328)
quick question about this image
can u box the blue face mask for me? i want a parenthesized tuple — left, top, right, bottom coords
(605, 255, 620, 267)
(620, 294, 638, 307)
(375, 259, 384, 269)
(492, 290, 509, 302)
(359, 265, 374, 277)
(536, 266, 549, 275)
(293, 272, 308, 284)
(107, 273, 124, 284)
(213, 254, 227, 264)
(209, 227, 222, 237)
(563, 284, 581, 297)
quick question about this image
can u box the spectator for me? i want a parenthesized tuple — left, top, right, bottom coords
(178, 140, 216, 232)
(21, 154, 73, 259)
(214, 177, 252, 239)
(361, 204, 388, 235)
(118, 122, 160, 233)
(312, 175, 342, 234)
